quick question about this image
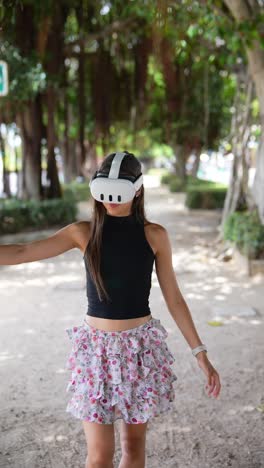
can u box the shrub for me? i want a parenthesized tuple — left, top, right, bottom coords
(0, 197, 77, 234)
(62, 181, 90, 202)
(185, 186, 227, 209)
(160, 172, 177, 185)
(160, 173, 190, 191)
(169, 177, 187, 192)
(223, 209, 264, 259)
(161, 172, 218, 190)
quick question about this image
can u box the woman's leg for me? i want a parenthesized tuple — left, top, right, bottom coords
(82, 420, 115, 468)
(118, 420, 148, 468)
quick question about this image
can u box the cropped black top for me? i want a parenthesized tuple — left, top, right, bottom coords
(83, 212, 155, 319)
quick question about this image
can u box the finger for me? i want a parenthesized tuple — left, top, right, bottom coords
(208, 375, 216, 394)
(207, 373, 212, 388)
(205, 373, 212, 392)
(212, 375, 221, 397)
(210, 374, 220, 397)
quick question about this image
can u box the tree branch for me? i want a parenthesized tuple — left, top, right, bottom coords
(64, 18, 139, 56)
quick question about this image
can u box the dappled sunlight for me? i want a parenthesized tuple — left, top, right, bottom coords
(161, 425, 192, 433)
(185, 292, 206, 300)
(213, 295, 226, 301)
(3, 257, 83, 276)
(209, 317, 262, 325)
(241, 405, 255, 412)
(229, 405, 256, 414)
(202, 285, 216, 291)
(56, 315, 80, 322)
(251, 275, 264, 285)
(214, 276, 226, 283)
(23, 328, 37, 334)
(0, 273, 83, 290)
(0, 317, 20, 324)
(187, 225, 218, 233)
(0, 350, 25, 363)
(218, 284, 233, 293)
(55, 368, 67, 374)
(0, 350, 13, 362)
(226, 406, 257, 415)
(43, 434, 68, 443)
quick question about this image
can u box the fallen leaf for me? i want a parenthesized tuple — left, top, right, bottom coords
(207, 320, 224, 326)
(256, 404, 264, 413)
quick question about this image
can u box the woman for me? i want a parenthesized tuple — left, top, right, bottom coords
(0, 150, 221, 468)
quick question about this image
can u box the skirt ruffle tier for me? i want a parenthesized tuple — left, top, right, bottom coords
(65, 317, 178, 424)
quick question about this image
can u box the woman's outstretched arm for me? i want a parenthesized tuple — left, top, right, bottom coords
(0, 221, 88, 265)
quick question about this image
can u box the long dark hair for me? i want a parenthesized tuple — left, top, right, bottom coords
(84, 151, 151, 302)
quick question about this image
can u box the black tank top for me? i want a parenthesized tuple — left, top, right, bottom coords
(83, 212, 155, 319)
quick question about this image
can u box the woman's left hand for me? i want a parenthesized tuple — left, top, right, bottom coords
(196, 352, 221, 398)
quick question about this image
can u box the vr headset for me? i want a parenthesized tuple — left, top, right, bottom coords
(89, 152, 143, 204)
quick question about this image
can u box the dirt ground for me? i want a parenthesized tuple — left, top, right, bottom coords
(0, 182, 264, 468)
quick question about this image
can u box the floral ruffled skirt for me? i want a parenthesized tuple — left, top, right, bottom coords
(65, 316, 178, 424)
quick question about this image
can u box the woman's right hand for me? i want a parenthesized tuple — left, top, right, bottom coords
(196, 353, 221, 399)
(0, 221, 89, 265)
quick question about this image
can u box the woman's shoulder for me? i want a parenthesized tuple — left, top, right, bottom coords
(144, 219, 167, 233)
(143, 220, 168, 256)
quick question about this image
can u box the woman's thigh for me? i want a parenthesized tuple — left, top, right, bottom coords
(82, 420, 115, 458)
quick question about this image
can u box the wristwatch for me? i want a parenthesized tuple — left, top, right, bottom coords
(191, 344, 207, 357)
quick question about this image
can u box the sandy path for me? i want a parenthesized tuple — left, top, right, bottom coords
(0, 184, 264, 468)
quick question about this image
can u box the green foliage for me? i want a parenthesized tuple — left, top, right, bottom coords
(62, 181, 91, 202)
(160, 172, 177, 185)
(0, 41, 46, 104)
(0, 197, 77, 234)
(169, 177, 186, 192)
(223, 209, 264, 259)
(185, 184, 227, 209)
(161, 172, 221, 195)
(0, 0, 262, 202)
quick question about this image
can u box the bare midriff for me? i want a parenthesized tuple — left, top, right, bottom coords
(84, 313, 152, 332)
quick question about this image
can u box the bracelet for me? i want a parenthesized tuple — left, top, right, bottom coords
(191, 344, 207, 357)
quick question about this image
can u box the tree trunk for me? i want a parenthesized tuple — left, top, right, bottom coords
(82, 141, 98, 179)
(220, 72, 255, 232)
(0, 128, 11, 197)
(173, 144, 188, 180)
(17, 96, 42, 200)
(223, 0, 264, 223)
(15, 4, 42, 200)
(133, 35, 152, 130)
(159, 37, 189, 180)
(46, 86, 62, 198)
(43, 4, 67, 198)
(62, 62, 71, 184)
(76, 6, 86, 177)
(190, 151, 201, 178)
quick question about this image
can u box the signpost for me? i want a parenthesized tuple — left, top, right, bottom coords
(0, 61, 8, 96)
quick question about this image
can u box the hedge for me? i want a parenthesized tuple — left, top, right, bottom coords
(185, 186, 227, 209)
(0, 197, 78, 234)
(223, 209, 264, 259)
(62, 181, 91, 202)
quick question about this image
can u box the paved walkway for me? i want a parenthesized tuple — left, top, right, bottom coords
(0, 181, 264, 468)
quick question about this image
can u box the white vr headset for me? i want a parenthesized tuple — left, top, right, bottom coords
(89, 152, 143, 204)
